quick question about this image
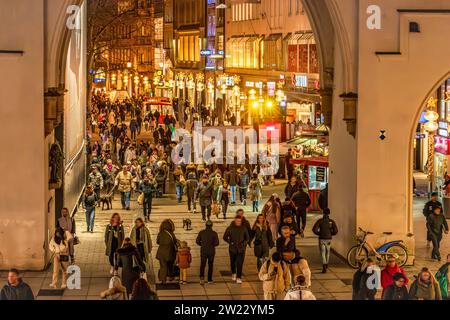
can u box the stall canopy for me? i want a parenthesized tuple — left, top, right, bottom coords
(290, 156, 329, 168)
(109, 90, 130, 102)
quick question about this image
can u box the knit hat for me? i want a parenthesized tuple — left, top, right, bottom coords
(393, 272, 406, 281)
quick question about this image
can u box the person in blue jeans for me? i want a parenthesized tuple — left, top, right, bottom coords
(173, 167, 185, 204)
(83, 185, 98, 233)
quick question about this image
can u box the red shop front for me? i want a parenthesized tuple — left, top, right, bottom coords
(290, 156, 329, 212)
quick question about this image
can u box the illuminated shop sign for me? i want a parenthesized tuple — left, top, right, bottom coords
(245, 81, 255, 87)
(435, 136, 450, 155)
(267, 82, 276, 96)
(295, 74, 308, 87)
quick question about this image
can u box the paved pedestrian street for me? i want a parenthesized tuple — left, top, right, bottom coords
(2, 175, 448, 300)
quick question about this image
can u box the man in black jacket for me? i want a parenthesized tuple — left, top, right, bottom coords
(0, 269, 34, 300)
(312, 208, 338, 273)
(423, 192, 443, 246)
(196, 220, 220, 285)
(318, 184, 328, 210)
(236, 208, 252, 236)
(427, 206, 449, 261)
(223, 216, 250, 284)
(291, 188, 311, 234)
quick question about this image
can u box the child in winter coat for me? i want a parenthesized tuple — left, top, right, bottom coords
(176, 241, 192, 285)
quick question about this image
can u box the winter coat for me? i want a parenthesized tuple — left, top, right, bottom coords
(262, 201, 281, 225)
(88, 172, 104, 189)
(312, 215, 338, 240)
(284, 182, 301, 199)
(423, 200, 443, 218)
(130, 226, 153, 266)
(318, 187, 328, 210)
(248, 178, 262, 201)
(196, 226, 220, 256)
(276, 237, 296, 255)
(104, 224, 125, 256)
(115, 171, 134, 192)
(0, 280, 34, 300)
(291, 190, 311, 210)
(258, 259, 291, 296)
(139, 179, 157, 196)
(225, 170, 237, 186)
(117, 244, 146, 295)
(278, 220, 300, 238)
(223, 222, 250, 254)
(196, 183, 213, 207)
(185, 178, 199, 198)
(382, 285, 410, 300)
(216, 185, 230, 203)
(156, 230, 178, 262)
(409, 276, 442, 300)
(250, 223, 274, 258)
(284, 286, 316, 300)
(286, 256, 312, 287)
(176, 247, 192, 269)
(83, 193, 98, 208)
(380, 264, 409, 290)
(355, 268, 377, 300)
(427, 213, 449, 235)
(237, 171, 250, 188)
(281, 201, 296, 218)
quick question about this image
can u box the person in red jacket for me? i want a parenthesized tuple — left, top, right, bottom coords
(381, 257, 408, 295)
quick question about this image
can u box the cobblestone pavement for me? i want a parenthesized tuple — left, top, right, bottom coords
(3, 177, 448, 300)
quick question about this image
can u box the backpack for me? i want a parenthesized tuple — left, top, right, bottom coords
(435, 267, 449, 299)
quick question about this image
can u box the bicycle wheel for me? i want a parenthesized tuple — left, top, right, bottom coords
(347, 245, 369, 269)
(386, 244, 409, 267)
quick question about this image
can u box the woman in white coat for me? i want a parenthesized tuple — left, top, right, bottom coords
(49, 227, 70, 289)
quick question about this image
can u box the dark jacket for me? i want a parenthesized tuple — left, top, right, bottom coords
(196, 182, 213, 207)
(83, 193, 98, 207)
(186, 178, 199, 198)
(223, 222, 250, 254)
(196, 226, 220, 256)
(318, 186, 328, 210)
(284, 183, 301, 199)
(117, 244, 146, 295)
(156, 230, 178, 262)
(355, 269, 377, 300)
(291, 190, 311, 210)
(278, 220, 300, 238)
(423, 200, 442, 218)
(139, 180, 157, 196)
(382, 284, 410, 300)
(427, 213, 449, 235)
(237, 171, 250, 188)
(281, 201, 296, 218)
(225, 170, 237, 186)
(250, 223, 274, 258)
(312, 215, 338, 240)
(276, 236, 296, 254)
(0, 280, 34, 300)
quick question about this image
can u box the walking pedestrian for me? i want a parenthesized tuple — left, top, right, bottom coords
(176, 241, 192, 285)
(282, 250, 311, 288)
(82, 185, 98, 233)
(196, 175, 213, 221)
(88, 166, 104, 201)
(223, 215, 250, 284)
(115, 165, 134, 210)
(423, 192, 443, 247)
(225, 166, 238, 205)
(237, 166, 250, 205)
(409, 267, 442, 300)
(217, 181, 230, 219)
(100, 276, 127, 300)
(258, 252, 291, 300)
(278, 213, 300, 239)
(104, 213, 125, 275)
(130, 218, 153, 270)
(427, 206, 449, 261)
(276, 226, 296, 254)
(284, 176, 301, 199)
(174, 166, 185, 204)
(352, 259, 377, 300)
(0, 269, 34, 300)
(139, 175, 157, 221)
(58, 207, 76, 264)
(156, 219, 178, 284)
(250, 214, 274, 271)
(284, 275, 316, 300)
(117, 238, 146, 297)
(382, 272, 410, 300)
(186, 171, 199, 213)
(380, 257, 408, 295)
(248, 173, 262, 212)
(196, 220, 220, 285)
(312, 208, 338, 273)
(49, 227, 70, 289)
(291, 187, 311, 235)
(262, 195, 282, 241)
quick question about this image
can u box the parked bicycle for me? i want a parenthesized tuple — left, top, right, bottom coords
(347, 227, 408, 269)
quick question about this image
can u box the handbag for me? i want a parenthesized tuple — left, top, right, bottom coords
(73, 235, 81, 246)
(132, 254, 142, 272)
(59, 255, 69, 262)
(137, 193, 144, 205)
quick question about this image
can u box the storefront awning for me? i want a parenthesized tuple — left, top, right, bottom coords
(290, 156, 329, 167)
(289, 31, 315, 44)
(265, 33, 283, 42)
